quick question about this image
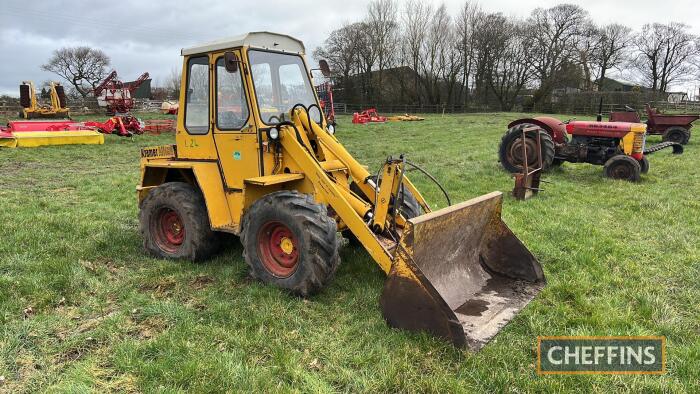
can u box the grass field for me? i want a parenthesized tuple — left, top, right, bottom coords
(1, 113, 698, 393)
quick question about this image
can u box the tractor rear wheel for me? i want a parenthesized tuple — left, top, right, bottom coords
(662, 126, 690, 145)
(241, 191, 340, 297)
(499, 124, 555, 173)
(604, 155, 642, 182)
(639, 156, 650, 174)
(140, 182, 219, 261)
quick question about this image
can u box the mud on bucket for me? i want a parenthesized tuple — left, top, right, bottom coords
(380, 191, 545, 350)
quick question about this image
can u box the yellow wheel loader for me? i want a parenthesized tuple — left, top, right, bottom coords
(137, 32, 545, 350)
(19, 81, 70, 119)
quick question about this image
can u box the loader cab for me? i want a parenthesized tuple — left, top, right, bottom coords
(175, 33, 324, 165)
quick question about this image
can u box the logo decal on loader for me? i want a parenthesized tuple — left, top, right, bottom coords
(233, 151, 241, 160)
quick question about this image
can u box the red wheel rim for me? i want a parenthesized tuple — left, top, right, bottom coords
(155, 208, 185, 253)
(257, 221, 299, 278)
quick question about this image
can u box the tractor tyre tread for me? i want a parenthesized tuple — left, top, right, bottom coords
(662, 126, 691, 145)
(241, 190, 340, 297)
(603, 155, 642, 182)
(499, 124, 556, 173)
(139, 182, 219, 262)
(639, 156, 650, 174)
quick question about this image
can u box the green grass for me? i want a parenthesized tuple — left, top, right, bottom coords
(1, 113, 698, 393)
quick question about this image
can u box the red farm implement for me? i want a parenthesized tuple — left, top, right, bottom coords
(352, 108, 387, 124)
(315, 82, 335, 126)
(94, 70, 150, 115)
(610, 103, 698, 145)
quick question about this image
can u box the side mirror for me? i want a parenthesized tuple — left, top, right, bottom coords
(224, 51, 239, 73)
(319, 60, 331, 77)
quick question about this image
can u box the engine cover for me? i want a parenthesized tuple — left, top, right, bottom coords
(566, 121, 645, 138)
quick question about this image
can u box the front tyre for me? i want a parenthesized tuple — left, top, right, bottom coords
(241, 191, 340, 297)
(604, 155, 642, 182)
(639, 156, 650, 174)
(139, 182, 219, 261)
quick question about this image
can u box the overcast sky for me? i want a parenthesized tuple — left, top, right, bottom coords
(1, 0, 698, 97)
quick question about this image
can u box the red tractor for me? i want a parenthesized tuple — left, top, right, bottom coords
(499, 115, 683, 182)
(609, 104, 698, 145)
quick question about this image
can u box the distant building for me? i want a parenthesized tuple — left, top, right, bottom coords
(597, 77, 647, 93)
(123, 78, 152, 99)
(667, 92, 688, 103)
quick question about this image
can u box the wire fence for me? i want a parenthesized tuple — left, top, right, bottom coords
(2, 97, 698, 118)
(0, 98, 171, 117)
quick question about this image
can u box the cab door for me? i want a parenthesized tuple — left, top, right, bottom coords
(175, 54, 218, 159)
(212, 51, 259, 190)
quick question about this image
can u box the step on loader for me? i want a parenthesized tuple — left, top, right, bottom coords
(137, 32, 545, 350)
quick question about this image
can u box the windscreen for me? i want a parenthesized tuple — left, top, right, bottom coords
(248, 50, 320, 124)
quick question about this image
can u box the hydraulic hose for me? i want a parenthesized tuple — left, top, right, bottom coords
(404, 160, 451, 206)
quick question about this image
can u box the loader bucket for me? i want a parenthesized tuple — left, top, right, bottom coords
(380, 191, 545, 350)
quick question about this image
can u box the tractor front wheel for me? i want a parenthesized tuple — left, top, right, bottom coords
(662, 126, 690, 145)
(604, 155, 642, 182)
(639, 156, 650, 174)
(499, 124, 555, 173)
(241, 191, 340, 297)
(139, 182, 219, 261)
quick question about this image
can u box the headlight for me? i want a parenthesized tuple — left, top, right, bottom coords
(267, 127, 279, 140)
(327, 124, 335, 135)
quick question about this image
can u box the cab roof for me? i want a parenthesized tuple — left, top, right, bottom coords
(181, 32, 305, 56)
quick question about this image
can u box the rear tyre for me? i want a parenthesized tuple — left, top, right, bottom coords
(604, 155, 642, 182)
(241, 191, 340, 297)
(139, 182, 219, 261)
(662, 126, 690, 145)
(499, 124, 555, 173)
(639, 156, 650, 174)
(54, 85, 67, 108)
(19, 84, 31, 108)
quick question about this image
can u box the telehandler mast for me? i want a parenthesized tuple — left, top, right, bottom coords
(137, 32, 545, 350)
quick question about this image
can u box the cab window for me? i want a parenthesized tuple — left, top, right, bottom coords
(216, 56, 249, 130)
(184, 56, 209, 134)
(248, 50, 318, 124)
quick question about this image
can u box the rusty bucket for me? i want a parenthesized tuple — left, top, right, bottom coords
(380, 191, 545, 350)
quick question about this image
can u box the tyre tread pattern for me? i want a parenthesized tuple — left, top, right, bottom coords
(139, 182, 219, 262)
(241, 191, 340, 297)
(499, 124, 556, 173)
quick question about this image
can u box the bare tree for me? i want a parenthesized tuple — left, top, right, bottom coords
(576, 22, 600, 91)
(455, 1, 482, 107)
(420, 4, 455, 105)
(367, 0, 399, 103)
(166, 67, 182, 99)
(633, 23, 698, 92)
(401, 0, 432, 104)
(525, 4, 589, 106)
(591, 24, 632, 89)
(483, 16, 535, 110)
(41, 46, 110, 98)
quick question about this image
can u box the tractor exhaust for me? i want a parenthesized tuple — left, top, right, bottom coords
(380, 191, 545, 350)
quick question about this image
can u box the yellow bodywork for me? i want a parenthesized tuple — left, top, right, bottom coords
(621, 123, 647, 156)
(138, 34, 544, 349)
(0, 131, 103, 148)
(20, 81, 70, 119)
